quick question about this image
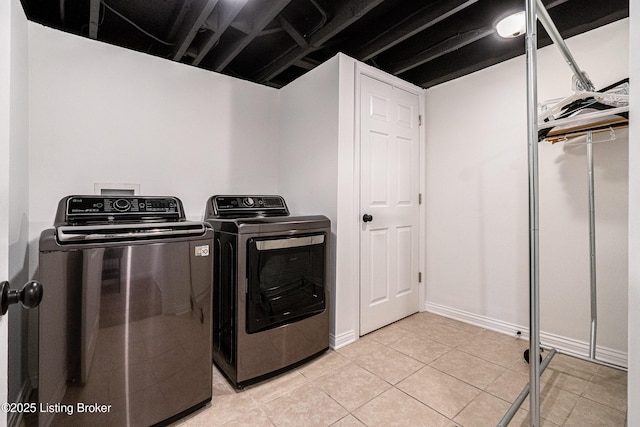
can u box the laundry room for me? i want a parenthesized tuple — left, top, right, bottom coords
(2, 0, 639, 426)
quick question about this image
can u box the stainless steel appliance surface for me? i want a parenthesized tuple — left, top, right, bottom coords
(204, 195, 330, 388)
(37, 195, 213, 427)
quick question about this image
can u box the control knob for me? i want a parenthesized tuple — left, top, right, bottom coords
(243, 197, 255, 207)
(113, 198, 131, 212)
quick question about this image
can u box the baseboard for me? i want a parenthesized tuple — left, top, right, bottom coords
(536, 329, 628, 368)
(424, 302, 523, 337)
(8, 379, 32, 427)
(330, 329, 357, 350)
(424, 302, 628, 368)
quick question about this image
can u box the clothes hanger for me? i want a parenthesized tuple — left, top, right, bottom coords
(538, 78, 629, 142)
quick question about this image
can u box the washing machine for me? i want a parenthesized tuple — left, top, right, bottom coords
(37, 195, 213, 426)
(204, 195, 330, 388)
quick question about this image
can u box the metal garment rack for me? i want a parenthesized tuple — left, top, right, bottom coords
(499, 1, 628, 425)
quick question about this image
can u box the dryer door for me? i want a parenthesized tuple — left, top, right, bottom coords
(245, 233, 326, 334)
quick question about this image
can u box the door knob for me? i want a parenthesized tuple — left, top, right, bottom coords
(362, 214, 373, 223)
(1, 280, 43, 316)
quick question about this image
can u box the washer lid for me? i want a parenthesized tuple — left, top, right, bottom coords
(56, 221, 208, 243)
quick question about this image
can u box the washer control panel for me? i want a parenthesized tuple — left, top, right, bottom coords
(63, 195, 183, 223)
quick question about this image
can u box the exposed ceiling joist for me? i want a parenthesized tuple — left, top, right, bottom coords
(254, 0, 385, 83)
(390, 28, 495, 75)
(355, 0, 481, 62)
(171, 0, 220, 61)
(22, 0, 629, 90)
(307, 0, 385, 45)
(210, 0, 292, 72)
(192, 0, 249, 66)
(88, 0, 101, 39)
(166, 0, 195, 41)
(421, 46, 523, 88)
(278, 15, 308, 48)
(294, 57, 321, 70)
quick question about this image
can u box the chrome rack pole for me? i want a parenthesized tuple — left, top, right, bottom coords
(587, 130, 598, 359)
(535, 0, 595, 91)
(526, 0, 541, 425)
(501, 2, 597, 424)
(497, 349, 557, 427)
(537, 0, 601, 362)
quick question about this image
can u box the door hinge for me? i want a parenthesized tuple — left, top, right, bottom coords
(418, 115, 422, 126)
(418, 193, 422, 205)
(418, 272, 422, 283)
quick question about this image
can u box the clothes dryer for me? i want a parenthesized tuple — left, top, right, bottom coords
(204, 195, 330, 388)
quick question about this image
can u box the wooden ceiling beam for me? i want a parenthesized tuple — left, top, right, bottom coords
(171, 0, 220, 61)
(414, 1, 574, 88)
(388, 28, 494, 76)
(253, 0, 384, 84)
(294, 57, 321, 71)
(388, 0, 578, 79)
(278, 15, 308, 48)
(192, 0, 248, 66)
(210, 0, 292, 72)
(166, 0, 195, 42)
(88, 0, 100, 39)
(419, 46, 524, 88)
(355, 0, 481, 62)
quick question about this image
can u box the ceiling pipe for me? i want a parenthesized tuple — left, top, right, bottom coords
(306, 0, 328, 38)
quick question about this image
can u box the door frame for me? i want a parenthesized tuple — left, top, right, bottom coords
(1, 0, 12, 422)
(354, 62, 426, 336)
(2, 2, 31, 426)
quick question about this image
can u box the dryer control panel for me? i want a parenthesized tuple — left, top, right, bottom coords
(207, 195, 289, 218)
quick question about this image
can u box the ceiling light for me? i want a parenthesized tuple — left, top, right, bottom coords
(496, 11, 526, 38)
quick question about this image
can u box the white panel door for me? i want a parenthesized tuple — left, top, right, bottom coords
(360, 74, 420, 335)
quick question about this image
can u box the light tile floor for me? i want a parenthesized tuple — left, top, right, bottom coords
(174, 312, 627, 427)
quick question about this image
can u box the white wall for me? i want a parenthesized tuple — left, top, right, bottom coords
(627, 0, 639, 422)
(27, 22, 281, 238)
(278, 56, 340, 220)
(277, 53, 359, 347)
(425, 19, 629, 364)
(277, 54, 340, 341)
